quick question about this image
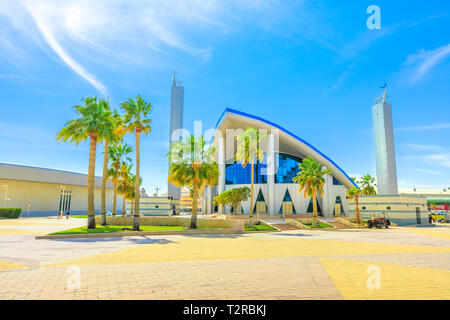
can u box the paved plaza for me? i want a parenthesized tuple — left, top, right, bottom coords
(0, 217, 449, 300)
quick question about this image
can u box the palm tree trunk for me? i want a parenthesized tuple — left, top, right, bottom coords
(112, 179, 117, 217)
(191, 182, 198, 228)
(87, 135, 97, 229)
(131, 199, 134, 215)
(100, 141, 109, 226)
(355, 195, 361, 224)
(312, 196, 318, 227)
(121, 196, 126, 217)
(133, 131, 140, 231)
(249, 159, 255, 226)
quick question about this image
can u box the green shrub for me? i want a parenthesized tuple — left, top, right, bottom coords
(0, 208, 22, 219)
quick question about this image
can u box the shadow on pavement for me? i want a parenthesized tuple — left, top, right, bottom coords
(47, 236, 175, 245)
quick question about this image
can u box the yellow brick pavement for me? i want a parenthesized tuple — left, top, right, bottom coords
(43, 236, 450, 267)
(319, 257, 450, 300)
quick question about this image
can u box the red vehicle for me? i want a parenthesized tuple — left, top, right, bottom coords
(367, 212, 391, 229)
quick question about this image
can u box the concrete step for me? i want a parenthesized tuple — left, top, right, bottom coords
(272, 223, 301, 231)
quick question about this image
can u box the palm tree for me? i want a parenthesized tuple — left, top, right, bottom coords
(168, 135, 218, 228)
(117, 163, 133, 217)
(293, 157, 331, 226)
(359, 174, 377, 195)
(121, 95, 152, 231)
(108, 144, 133, 217)
(347, 187, 363, 224)
(100, 110, 124, 225)
(57, 97, 112, 229)
(235, 128, 265, 222)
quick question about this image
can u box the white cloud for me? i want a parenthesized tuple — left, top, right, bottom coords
(402, 143, 447, 152)
(404, 43, 450, 84)
(0, 0, 281, 94)
(415, 168, 443, 175)
(423, 153, 450, 168)
(397, 123, 450, 132)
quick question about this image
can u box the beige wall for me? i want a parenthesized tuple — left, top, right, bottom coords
(0, 178, 123, 216)
(348, 195, 428, 226)
(126, 197, 180, 216)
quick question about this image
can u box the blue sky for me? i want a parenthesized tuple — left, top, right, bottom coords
(0, 0, 449, 194)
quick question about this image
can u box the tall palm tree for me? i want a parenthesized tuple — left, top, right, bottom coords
(359, 174, 377, 195)
(117, 163, 134, 217)
(108, 144, 133, 217)
(121, 95, 152, 231)
(117, 163, 133, 217)
(168, 135, 218, 228)
(100, 110, 124, 225)
(293, 157, 331, 226)
(235, 128, 266, 222)
(57, 97, 112, 229)
(347, 187, 363, 224)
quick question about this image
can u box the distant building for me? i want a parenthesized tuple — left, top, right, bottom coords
(140, 188, 148, 197)
(399, 188, 450, 211)
(0, 163, 122, 217)
(127, 196, 179, 216)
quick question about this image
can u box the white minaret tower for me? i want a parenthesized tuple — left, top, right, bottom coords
(168, 71, 184, 200)
(372, 86, 399, 195)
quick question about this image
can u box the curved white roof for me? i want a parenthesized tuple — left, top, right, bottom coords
(213, 108, 357, 190)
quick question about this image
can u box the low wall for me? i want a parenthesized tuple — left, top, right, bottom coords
(95, 216, 245, 232)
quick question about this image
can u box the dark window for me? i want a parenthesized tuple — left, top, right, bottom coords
(387, 207, 391, 210)
(362, 207, 366, 210)
(333, 177, 343, 186)
(155, 205, 159, 208)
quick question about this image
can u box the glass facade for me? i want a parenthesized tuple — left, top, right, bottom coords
(225, 153, 303, 185)
(275, 153, 303, 184)
(333, 177, 343, 185)
(225, 162, 267, 185)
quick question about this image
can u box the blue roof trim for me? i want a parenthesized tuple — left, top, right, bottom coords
(214, 108, 358, 188)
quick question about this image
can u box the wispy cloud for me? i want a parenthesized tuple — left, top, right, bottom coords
(397, 123, 450, 132)
(25, 3, 107, 95)
(0, 0, 282, 94)
(415, 168, 443, 175)
(403, 43, 450, 84)
(402, 143, 447, 152)
(423, 153, 450, 168)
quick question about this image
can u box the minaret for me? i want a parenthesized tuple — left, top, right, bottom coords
(168, 71, 184, 200)
(372, 87, 399, 195)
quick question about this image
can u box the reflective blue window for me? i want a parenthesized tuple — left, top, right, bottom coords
(333, 177, 343, 185)
(225, 153, 303, 185)
(275, 153, 303, 184)
(225, 162, 267, 185)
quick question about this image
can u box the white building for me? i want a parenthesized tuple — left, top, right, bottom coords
(202, 109, 357, 217)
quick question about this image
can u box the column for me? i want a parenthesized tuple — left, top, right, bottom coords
(218, 137, 225, 214)
(267, 133, 275, 216)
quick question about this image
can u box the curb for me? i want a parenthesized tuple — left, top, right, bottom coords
(35, 228, 243, 240)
